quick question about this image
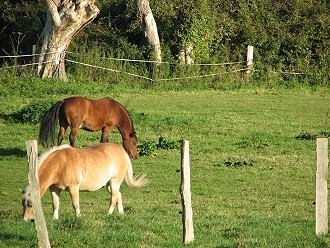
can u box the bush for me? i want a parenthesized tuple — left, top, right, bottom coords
(138, 136, 179, 157)
(11, 101, 53, 124)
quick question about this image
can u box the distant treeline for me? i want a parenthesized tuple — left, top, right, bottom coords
(0, 0, 329, 85)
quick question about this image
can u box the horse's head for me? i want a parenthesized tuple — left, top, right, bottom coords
(123, 132, 139, 159)
(21, 187, 34, 221)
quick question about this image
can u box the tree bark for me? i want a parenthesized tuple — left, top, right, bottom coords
(137, 0, 161, 63)
(178, 44, 194, 65)
(37, 0, 99, 80)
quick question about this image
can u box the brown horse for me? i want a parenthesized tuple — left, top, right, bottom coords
(39, 96, 138, 159)
(22, 143, 148, 221)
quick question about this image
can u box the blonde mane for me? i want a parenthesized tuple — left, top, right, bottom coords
(38, 145, 72, 168)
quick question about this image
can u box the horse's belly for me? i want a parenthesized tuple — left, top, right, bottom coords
(79, 121, 95, 132)
(80, 120, 103, 132)
(79, 179, 108, 191)
(79, 169, 114, 191)
(79, 184, 104, 192)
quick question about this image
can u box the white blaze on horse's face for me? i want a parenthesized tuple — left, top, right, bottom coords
(22, 187, 34, 221)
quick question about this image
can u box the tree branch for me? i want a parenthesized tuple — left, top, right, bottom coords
(46, 0, 61, 27)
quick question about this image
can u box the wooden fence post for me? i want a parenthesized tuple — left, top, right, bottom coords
(180, 140, 194, 244)
(246, 45, 254, 75)
(26, 140, 51, 248)
(316, 138, 328, 236)
(32, 45, 36, 63)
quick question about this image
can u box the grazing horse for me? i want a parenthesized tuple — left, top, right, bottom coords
(39, 96, 138, 159)
(22, 143, 148, 221)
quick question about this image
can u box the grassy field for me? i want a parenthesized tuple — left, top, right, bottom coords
(0, 78, 329, 247)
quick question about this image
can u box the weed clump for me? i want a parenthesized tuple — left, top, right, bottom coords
(295, 131, 330, 140)
(138, 136, 179, 157)
(9, 101, 53, 124)
(214, 158, 255, 167)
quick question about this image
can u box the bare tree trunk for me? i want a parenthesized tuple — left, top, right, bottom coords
(178, 44, 194, 65)
(37, 0, 99, 80)
(137, 0, 161, 63)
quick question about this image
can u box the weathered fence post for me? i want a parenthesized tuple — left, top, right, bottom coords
(32, 45, 36, 64)
(180, 140, 194, 244)
(246, 45, 254, 75)
(26, 140, 51, 248)
(316, 138, 329, 236)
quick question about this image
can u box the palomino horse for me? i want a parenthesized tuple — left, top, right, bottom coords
(39, 96, 138, 159)
(22, 143, 148, 221)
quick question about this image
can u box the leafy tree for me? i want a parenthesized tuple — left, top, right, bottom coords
(0, 0, 329, 84)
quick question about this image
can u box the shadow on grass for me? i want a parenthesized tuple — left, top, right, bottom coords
(0, 112, 16, 121)
(0, 232, 31, 244)
(0, 112, 31, 123)
(0, 148, 26, 158)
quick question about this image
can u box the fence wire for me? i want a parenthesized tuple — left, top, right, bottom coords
(0, 52, 306, 80)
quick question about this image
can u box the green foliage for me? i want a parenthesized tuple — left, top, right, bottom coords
(10, 101, 52, 124)
(174, 0, 217, 61)
(156, 136, 179, 150)
(0, 0, 44, 55)
(138, 140, 157, 157)
(1, 0, 329, 85)
(138, 136, 179, 157)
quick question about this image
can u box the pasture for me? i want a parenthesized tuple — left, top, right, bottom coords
(0, 78, 329, 247)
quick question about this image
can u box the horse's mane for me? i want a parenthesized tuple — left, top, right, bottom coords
(117, 101, 136, 135)
(101, 97, 136, 135)
(38, 145, 72, 168)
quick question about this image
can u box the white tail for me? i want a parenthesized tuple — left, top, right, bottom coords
(124, 160, 148, 188)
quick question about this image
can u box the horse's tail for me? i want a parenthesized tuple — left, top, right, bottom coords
(39, 101, 63, 147)
(124, 160, 148, 188)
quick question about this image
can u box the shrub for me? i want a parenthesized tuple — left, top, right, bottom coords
(11, 101, 53, 124)
(138, 136, 179, 157)
(138, 141, 157, 157)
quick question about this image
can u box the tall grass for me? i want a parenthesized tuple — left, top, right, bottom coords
(1, 41, 325, 93)
(57, 46, 324, 90)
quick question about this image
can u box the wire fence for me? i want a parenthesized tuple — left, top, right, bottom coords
(0, 51, 307, 82)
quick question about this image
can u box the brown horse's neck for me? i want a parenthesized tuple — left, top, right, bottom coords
(117, 104, 134, 141)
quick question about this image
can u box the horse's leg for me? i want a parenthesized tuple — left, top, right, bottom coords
(108, 179, 123, 214)
(58, 123, 68, 146)
(50, 186, 61, 220)
(68, 185, 81, 217)
(100, 126, 113, 143)
(69, 126, 79, 147)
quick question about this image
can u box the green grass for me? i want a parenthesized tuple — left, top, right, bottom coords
(0, 77, 329, 247)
